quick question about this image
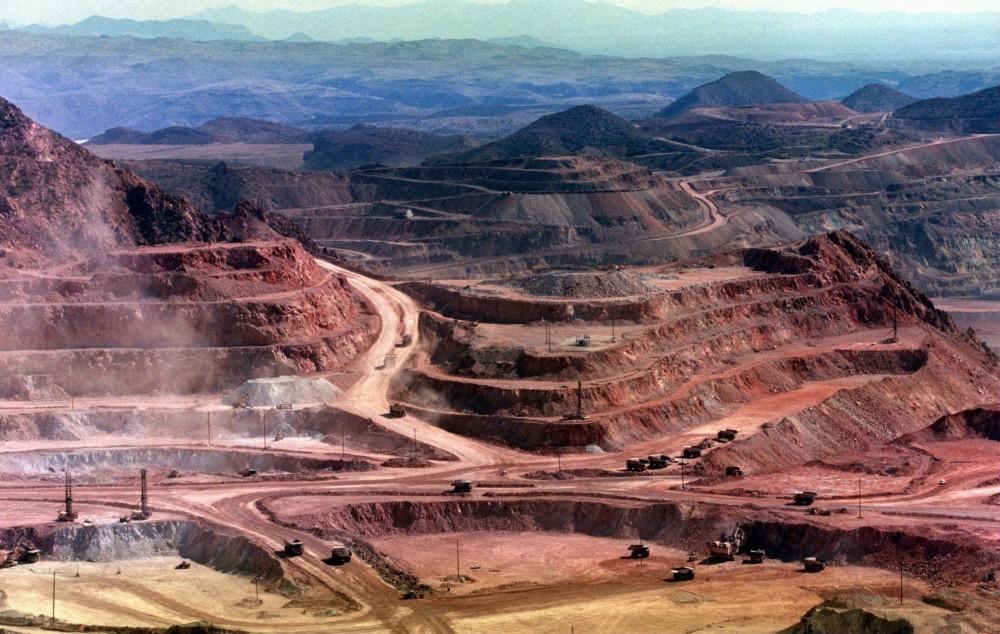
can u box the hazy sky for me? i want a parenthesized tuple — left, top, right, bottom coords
(2, 0, 996, 25)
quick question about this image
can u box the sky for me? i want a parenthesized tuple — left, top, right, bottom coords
(1, 0, 995, 25)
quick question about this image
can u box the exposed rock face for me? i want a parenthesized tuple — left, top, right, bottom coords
(0, 240, 378, 395)
(394, 232, 999, 472)
(717, 134, 1000, 298)
(658, 71, 808, 119)
(0, 96, 212, 267)
(0, 97, 378, 396)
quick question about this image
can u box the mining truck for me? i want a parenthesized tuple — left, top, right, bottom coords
(284, 539, 304, 557)
(626, 458, 647, 472)
(803, 557, 826, 572)
(451, 479, 473, 493)
(627, 544, 650, 559)
(682, 446, 702, 459)
(747, 549, 766, 564)
(330, 547, 352, 565)
(794, 491, 818, 506)
(671, 566, 695, 581)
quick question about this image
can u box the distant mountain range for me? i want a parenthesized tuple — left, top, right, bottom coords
(1, 30, 998, 139)
(188, 1, 1000, 61)
(659, 71, 807, 119)
(841, 84, 916, 113)
(19, 16, 264, 42)
(87, 118, 313, 146)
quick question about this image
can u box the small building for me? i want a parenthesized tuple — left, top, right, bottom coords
(284, 539, 304, 557)
(330, 547, 352, 564)
(725, 466, 744, 477)
(747, 549, 766, 564)
(671, 566, 695, 581)
(804, 557, 825, 573)
(627, 544, 650, 559)
(452, 479, 473, 493)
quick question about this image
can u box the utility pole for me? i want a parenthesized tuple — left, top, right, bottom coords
(612, 318, 616, 343)
(254, 562, 261, 605)
(51, 570, 56, 626)
(557, 447, 562, 473)
(206, 411, 212, 447)
(455, 538, 461, 582)
(576, 380, 583, 419)
(680, 461, 686, 490)
(858, 476, 862, 519)
(899, 557, 904, 605)
(413, 427, 418, 457)
(262, 411, 268, 451)
(341, 420, 346, 457)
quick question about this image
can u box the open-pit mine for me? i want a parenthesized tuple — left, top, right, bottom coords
(0, 85, 999, 634)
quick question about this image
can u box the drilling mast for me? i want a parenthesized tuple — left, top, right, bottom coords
(57, 471, 78, 522)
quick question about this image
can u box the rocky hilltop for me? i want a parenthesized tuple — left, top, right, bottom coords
(841, 83, 916, 113)
(0, 97, 213, 267)
(431, 105, 672, 164)
(305, 124, 478, 170)
(658, 71, 808, 119)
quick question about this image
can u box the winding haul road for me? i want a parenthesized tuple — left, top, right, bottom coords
(0, 259, 996, 633)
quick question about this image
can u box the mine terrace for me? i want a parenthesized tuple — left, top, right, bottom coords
(0, 69, 999, 633)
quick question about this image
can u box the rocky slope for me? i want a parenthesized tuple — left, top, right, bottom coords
(892, 84, 1000, 133)
(0, 96, 213, 267)
(0, 96, 377, 396)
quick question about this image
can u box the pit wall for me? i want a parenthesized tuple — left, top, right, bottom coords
(396, 347, 928, 419)
(0, 405, 455, 461)
(0, 326, 376, 396)
(700, 338, 1000, 475)
(0, 447, 374, 477)
(419, 281, 905, 382)
(0, 276, 362, 350)
(0, 520, 284, 584)
(274, 497, 995, 583)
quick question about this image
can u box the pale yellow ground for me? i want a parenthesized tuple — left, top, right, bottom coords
(371, 532, 929, 633)
(0, 558, 323, 630)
